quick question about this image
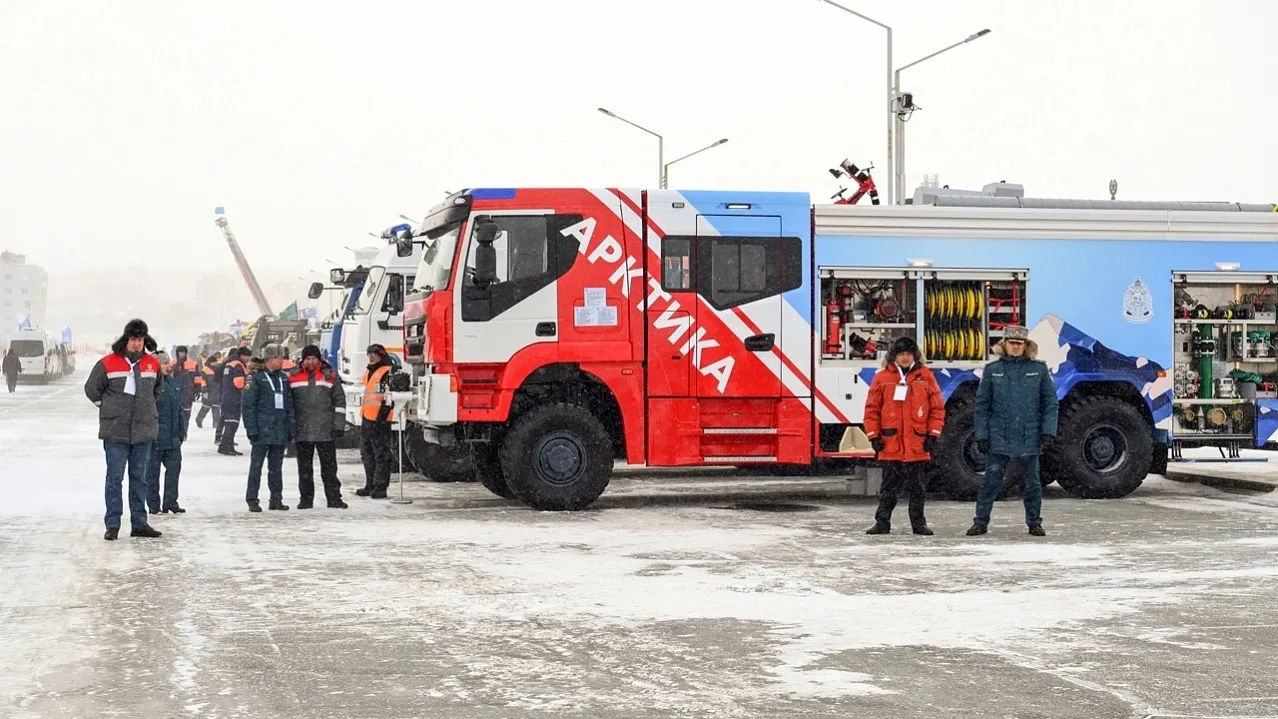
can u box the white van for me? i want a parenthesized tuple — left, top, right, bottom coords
(10, 328, 57, 383)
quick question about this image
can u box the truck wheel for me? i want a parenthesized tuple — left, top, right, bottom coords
(499, 403, 613, 511)
(403, 427, 473, 483)
(929, 393, 1019, 501)
(473, 443, 517, 499)
(1046, 396, 1152, 499)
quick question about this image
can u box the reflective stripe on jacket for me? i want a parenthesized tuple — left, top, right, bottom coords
(84, 352, 163, 444)
(289, 365, 345, 441)
(361, 365, 393, 423)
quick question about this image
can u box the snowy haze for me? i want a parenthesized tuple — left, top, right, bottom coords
(1, 0, 1276, 334)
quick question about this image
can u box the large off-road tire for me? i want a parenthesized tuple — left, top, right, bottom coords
(1045, 396, 1152, 499)
(499, 403, 613, 511)
(473, 442, 517, 499)
(403, 426, 473, 483)
(929, 392, 1022, 501)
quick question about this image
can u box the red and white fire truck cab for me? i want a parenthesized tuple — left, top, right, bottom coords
(400, 187, 835, 509)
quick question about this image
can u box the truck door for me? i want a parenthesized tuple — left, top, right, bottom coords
(453, 211, 584, 364)
(694, 214, 785, 398)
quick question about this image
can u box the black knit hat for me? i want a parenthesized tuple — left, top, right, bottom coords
(301, 344, 322, 361)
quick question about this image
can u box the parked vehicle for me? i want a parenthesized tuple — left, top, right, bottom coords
(392, 185, 1278, 510)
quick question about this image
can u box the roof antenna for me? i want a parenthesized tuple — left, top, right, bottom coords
(1109, 179, 1118, 201)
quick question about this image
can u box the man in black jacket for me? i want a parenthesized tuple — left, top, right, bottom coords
(288, 344, 348, 509)
(83, 319, 164, 541)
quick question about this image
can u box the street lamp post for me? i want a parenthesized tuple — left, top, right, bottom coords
(662, 138, 729, 189)
(892, 29, 991, 203)
(598, 107, 663, 188)
(815, 0, 894, 206)
(598, 109, 729, 189)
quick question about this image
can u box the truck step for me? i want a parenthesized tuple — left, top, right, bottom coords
(702, 456, 779, 463)
(701, 427, 778, 435)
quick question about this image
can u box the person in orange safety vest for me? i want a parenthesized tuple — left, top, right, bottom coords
(355, 344, 396, 499)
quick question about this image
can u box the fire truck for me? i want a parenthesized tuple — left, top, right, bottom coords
(395, 185, 1278, 511)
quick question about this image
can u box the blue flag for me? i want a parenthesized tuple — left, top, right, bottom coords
(214, 206, 226, 215)
(61, 326, 73, 344)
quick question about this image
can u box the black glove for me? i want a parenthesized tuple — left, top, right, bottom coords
(332, 425, 346, 440)
(976, 439, 990, 454)
(923, 436, 938, 454)
(247, 434, 259, 443)
(870, 437, 884, 453)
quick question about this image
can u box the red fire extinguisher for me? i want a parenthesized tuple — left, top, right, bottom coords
(824, 296, 842, 355)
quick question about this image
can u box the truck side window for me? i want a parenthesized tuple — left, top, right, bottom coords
(461, 213, 584, 321)
(696, 236, 803, 309)
(661, 238, 693, 290)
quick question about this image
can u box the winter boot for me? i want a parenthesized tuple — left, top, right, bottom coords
(912, 525, 934, 536)
(130, 524, 162, 538)
(865, 522, 891, 535)
(355, 487, 372, 497)
(104, 527, 119, 541)
(248, 502, 262, 513)
(965, 523, 988, 536)
(327, 500, 349, 509)
(297, 499, 314, 510)
(149, 508, 160, 515)
(1028, 524, 1046, 537)
(164, 506, 185, 514)
(268, 501, 290, 511)
(218, 448, 242, 457)
(370, 488, 388, 499)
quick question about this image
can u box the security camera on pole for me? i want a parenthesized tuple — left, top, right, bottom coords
(892, 29, 992, 204)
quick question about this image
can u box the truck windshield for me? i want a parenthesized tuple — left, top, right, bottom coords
(353, 267, 386, 314)
(412, 223, 461, 295)
(10, 340, 44, 357)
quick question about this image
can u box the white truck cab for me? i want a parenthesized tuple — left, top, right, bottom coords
(337, 238, 420, 427)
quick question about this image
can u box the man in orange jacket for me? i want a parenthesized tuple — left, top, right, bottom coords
(862, 336, 946, 535)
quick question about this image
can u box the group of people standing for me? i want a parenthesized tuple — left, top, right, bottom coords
(862, 324, 1060, 537)
(86, 319, 404, 540)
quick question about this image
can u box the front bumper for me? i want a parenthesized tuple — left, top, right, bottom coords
(412, 373, 458, 426)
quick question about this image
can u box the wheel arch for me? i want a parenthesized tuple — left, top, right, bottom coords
(1060, 379, 1155, 429)
(509, 363, 633, 461)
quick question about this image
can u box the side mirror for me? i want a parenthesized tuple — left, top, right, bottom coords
(330, 268, 346, 285)
(307, 282, 324, 300)
(474, 245, 497, 287)
(395, 238, 412, 258)
(386, 274, 404, 314)
(475, 219, 499, 246)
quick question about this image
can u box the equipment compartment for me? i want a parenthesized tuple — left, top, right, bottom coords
(817, 267, 1028, 365)
(921, 269, 1027, 363)
(818, 268, 916, 362)
(1170, 270, 1278, 454)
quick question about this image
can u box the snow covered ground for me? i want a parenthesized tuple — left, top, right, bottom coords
(4, 375, 1278, 718)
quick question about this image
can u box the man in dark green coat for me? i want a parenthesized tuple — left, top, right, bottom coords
(968, 325, 1059, 537)
(242, 344, 295, 512)
(146, 352, 188, 514)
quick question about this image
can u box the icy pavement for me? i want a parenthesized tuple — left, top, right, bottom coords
(3, 379, 1278, 718)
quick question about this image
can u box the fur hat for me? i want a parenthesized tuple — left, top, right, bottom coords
(1004, 325, 1029, 342)
(112, 318, 158, 354)
(300, 344, 322, 361)
(175, 345, 189, 355)
(885, 335, 924, 366)
(155, 350, 170, 365)
(261, 344, 284, 360)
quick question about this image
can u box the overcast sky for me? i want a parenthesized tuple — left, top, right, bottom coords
(2, 0, 1275, 280)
